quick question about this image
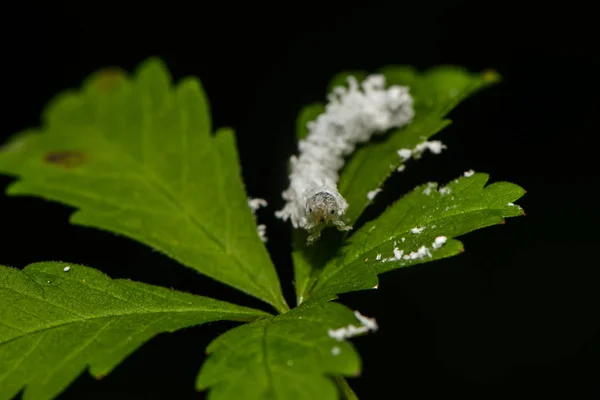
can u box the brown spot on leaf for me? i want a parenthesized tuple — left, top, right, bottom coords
(95, 68, 126, 92)
(44, 151, 86, 169)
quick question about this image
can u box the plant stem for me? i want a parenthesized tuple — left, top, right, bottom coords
(334, 377, 359, 400)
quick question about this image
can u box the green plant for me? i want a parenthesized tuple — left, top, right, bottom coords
(0, 58, 525, 400)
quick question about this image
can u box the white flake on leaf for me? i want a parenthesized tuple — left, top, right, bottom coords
(411, 227, 425, 234)
(63, 266, 70, 272)
(354, 311, 378, 331)
(432, 236, 447, 249)
(328, 310, 378, 341)
(328, 325, 368, 341)
(331, 346, 341, 356)
(367, 188, 383, 201)
(463, 169, 475, 177)
(396, 164, 406, 172)
(256, 224, 267, 243)
(397, 148, 412, 160)
(403, 246, 432, 260)
(248, 198, 269, 243)
(379, 245, 405, 263)
(403, 236, 449, 261)
(248, 198, 268, 212)
(392, 247, 404, 260)
(423, 182, 436, 195)
(412, 140, 447, 158)
(397, 140, 446, 165)
(439, 186, 452, 196)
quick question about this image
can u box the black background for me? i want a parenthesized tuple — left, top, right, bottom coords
(2, 0, 599, 399)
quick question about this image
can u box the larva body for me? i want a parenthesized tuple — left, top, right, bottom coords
(276, 74, 415, 244)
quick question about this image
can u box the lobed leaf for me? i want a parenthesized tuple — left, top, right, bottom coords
(0, 58, 288, 312)
(339, 66, 501, 224)
(197, 301, 364, 400)
(0, 262, 270, 400)
(292, 66, 501, 304)
(308, 173, 525, 301)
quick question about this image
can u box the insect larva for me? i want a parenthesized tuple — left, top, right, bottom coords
(276, 74, 415, 244)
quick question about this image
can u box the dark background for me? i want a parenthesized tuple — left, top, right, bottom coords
(2, 0, 599, 398)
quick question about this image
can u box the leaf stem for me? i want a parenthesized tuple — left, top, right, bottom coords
(334, 377, 359, 400)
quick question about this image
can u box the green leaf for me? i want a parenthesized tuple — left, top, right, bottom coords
(339, 65, 501, 225)
(0, 261, 270, 400)
(291, 66, 501, 304)
(308, 173, 525, 301)
(0, 58, 288, 312)
(197, 301, 364, 400)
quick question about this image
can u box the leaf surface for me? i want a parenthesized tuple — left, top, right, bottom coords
(309, 173, 525, 301)
(0, 262, 270, 400)
(0, 58, 287, 312)
(197, 301, 364, 400)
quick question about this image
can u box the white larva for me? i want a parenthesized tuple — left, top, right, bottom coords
(276, 74, 415, 243)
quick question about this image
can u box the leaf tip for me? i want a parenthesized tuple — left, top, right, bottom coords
(91, 67, 128, 92)
(137, 56, 168, 73)
(134, 56, 173, 86)
(482, 68, 501, 83)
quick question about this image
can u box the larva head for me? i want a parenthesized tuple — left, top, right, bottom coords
(306, 191, 341, 224)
